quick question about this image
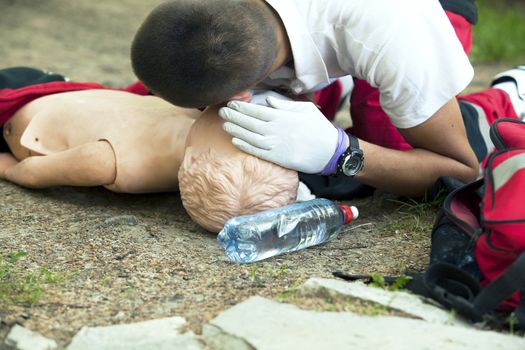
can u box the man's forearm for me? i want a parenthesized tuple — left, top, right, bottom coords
(218, 96, 479, 195)
(355, 139, 479, 197)
(353, 98, 480, 197)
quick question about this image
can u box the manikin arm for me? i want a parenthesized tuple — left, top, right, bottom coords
(3, 140, 116, 189)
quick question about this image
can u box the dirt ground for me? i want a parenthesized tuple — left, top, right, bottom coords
(0, 0, 516, 348)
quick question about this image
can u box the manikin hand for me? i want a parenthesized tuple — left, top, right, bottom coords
(219, 97, 338, 174)
(0, 153, 18, 179)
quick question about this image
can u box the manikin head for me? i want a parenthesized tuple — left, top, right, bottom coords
(131, 0, 290, 108)
(178, 107, 298, 232)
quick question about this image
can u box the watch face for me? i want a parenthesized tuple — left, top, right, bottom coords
(342, 151, 363, 176)
(346, 158, 359, 170)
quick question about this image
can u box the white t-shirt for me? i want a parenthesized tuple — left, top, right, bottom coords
(262, 0, 474, 129)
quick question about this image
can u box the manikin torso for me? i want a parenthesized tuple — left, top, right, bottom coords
(3, 89, 200, 193)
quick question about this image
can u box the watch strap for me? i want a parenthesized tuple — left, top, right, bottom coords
(349, 133, 360, 150)
(319, 127, 348, 175)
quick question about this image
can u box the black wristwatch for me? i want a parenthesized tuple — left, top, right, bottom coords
(336, 134, 364, 177)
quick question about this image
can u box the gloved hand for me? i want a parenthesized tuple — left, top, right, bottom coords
(218, 97, 339, 174)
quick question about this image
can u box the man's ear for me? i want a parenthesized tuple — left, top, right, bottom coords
(229, 90, 253, 103)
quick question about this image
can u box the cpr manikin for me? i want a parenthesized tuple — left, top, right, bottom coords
(0, 89, 303, 233)
(0, 89, 200, 193)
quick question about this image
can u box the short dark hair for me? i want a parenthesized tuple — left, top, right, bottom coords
(131, 0, 279, 108)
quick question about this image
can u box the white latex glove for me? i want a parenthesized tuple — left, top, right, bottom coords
(218, 97, 338, 174)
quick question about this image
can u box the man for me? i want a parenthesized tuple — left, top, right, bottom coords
(131, 0, 482, 197)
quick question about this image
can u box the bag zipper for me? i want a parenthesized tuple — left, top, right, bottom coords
(466, 227, 484, 252)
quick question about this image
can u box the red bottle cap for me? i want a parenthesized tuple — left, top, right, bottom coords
(339, 205, 359, 225)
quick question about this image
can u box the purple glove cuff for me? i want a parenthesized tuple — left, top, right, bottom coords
(320, 127, 347, 175)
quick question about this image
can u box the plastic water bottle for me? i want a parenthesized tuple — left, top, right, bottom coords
(217, 198, 358, 263)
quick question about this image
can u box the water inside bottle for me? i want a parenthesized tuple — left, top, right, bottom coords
(217, 199, 346, 263)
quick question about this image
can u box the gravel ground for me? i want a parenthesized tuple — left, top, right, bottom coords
(0, 0, 516, 347)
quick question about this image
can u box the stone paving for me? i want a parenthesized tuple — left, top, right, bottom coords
(3, 278, 524, 350)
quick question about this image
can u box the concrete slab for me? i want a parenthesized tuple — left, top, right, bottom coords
(5, 325, 58, 350)
(299, 277, 470, 326)
(203, 296, 525, 350)
(66, 317, 203, 350)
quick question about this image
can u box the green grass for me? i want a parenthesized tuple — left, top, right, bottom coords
(369, 274, 413, 292)
(0, 251, 71, 310)
(243, 262, 288, 283)
(379, 191, 446, 240)
(471, 0, 525, 63)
